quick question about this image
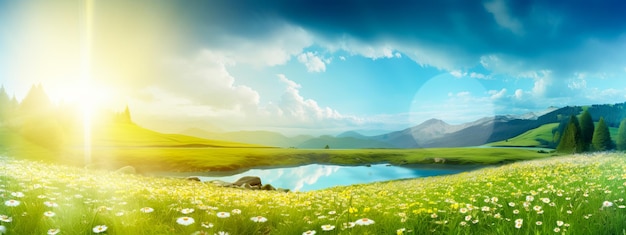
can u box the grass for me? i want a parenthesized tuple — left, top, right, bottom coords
(64, 147, 552, 173)
(1, 152, 626, 234)
(1, 122, 554, 173)
(490, 122, 619, 148)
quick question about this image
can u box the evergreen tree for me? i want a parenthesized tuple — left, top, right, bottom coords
(557, 115, 583, 153)
(592, 117, 613, 151)
(579, 109, 594, 151)
(617, 119, 626, 151)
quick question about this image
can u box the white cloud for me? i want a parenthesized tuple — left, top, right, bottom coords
(470, 72, 488, 79)
(214, 25, 314, 67)
(514, 89, 524, 99)
(450, 70, 464, 78)
(483, 0, 524, 35)
(489, 88, 507, 99)
(275, 74, 342, 120)
(297, 52, 327, 72)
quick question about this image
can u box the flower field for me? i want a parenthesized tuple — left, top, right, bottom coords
(1, 153, 626, 234)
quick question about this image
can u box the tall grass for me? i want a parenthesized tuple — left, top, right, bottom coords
(1, 153, 625, 234)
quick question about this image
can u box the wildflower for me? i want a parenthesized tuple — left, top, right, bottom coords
(541, 198, 551, 203)
(459, 208, 468, 214)
(397, 228, 406, 235)
(191, 231, 209, 235)
(481, 206, 490, 211)
(508, 202, 515, 207)
(181, 208, 194, 214)
(250, 216, 267, 223)
(231, 209, 241, 214)
(216, 232, 229, 235)
(355, 218, 375, 226)
(10, 192, 24, 198)
(44, 201, 59, 207)
(430, 213, 438, 218)
(47, 228, 60, 235)
(217, 212, 230, 218)
(526, 196, 534, 202)
(554, 227, 561, 232)
(349, 207, 358, 213)
(343, 222, 356, 228)
(556, 221, 564, 227)
(465, 215, 472, 221)
(92, 225, 108, 233)
(515, 219, 523, 229)
(513, 209, 520, 214)
(0, 215, 11, 222)
(321, 224, 335, 231)
(176, 217, 195, 226)
(201, 222, 214, 228)
(533, 205, 542, 211)
(0, 225, 5, 234)
(602, 201, 614, 208)
(536, 221, 543, 226)
(328, 211, 336, 215)
(472, 219, 479, 224)
(43, 211, 56, 217)
(494, 213, 502, 219)
(115, 211, 124, 217)
(140, 207, 154, 213)
(459, 221, 467, 226)
(4, 200, 20, 207)
(302, 230, 316, 235)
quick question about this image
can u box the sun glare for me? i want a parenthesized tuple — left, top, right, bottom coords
(80, 0, 94, 164)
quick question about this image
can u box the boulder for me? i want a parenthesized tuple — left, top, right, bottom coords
(208, 180, 232, 187)
(185, 176, 201, 182)
(233, 176, 262, 187)
(261, 184, 276, 191)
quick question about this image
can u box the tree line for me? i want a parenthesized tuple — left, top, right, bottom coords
(555, 109, 626, 153)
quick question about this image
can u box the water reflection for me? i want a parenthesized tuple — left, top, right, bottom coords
(197, 164, 480, 191)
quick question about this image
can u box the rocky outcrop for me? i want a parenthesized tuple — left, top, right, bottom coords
(233, 176, 262, 187)
(207, 176, 289, 192)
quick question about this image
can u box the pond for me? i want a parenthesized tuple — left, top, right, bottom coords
(193, 164, 484, 191)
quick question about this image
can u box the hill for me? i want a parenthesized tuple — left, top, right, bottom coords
(296, 135, 396, 149)
(181, 128, 313, 148)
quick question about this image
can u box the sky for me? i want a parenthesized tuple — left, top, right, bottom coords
(1, 0, 626, 136)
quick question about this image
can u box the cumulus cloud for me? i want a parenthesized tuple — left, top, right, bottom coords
(275, 74, 342, 121)
(297, 52, 327, 72)
(489, 88, 507, 99)
(483, 0, 524, 35)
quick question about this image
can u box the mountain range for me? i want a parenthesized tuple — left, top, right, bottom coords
(181, 103, 626, 149)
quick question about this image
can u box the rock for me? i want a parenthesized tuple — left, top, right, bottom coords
(276, 188, 290, 193)
(261, 184, 276, 191)
(233, 176, 262, 187)
(115, 166, 136, 174)
(240, 183, 252, 189)
(185, 176, 201, 182)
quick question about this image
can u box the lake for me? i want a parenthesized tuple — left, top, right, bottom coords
(193, 164, 484, 191)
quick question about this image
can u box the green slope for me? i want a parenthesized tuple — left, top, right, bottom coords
(489, 122, 619, 148)
(88, 123, 266, 148)
(489, 123, 559, 147)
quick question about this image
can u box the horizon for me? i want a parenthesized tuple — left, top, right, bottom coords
(2, 1, 626, 135)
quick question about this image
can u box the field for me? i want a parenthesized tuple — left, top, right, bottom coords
(1, 152, 626, 234)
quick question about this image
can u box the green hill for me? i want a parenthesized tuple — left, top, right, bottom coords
(489, 122, 619, 148)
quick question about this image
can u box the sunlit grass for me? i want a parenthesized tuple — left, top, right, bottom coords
(1, 153, 626, 234)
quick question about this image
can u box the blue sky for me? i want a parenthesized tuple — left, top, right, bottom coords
(2, 0, 626, 135)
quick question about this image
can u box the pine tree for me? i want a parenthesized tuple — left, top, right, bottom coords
(617, 119, 626, 151)
(579, 109, 594, 151)
(592, 117, 613, 151)
(557, 115, 583, 153)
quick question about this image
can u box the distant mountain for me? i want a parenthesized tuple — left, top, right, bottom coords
(365, 106, 587, 148)
(297, 135, 396, 149)
(181, 128, 313, 148)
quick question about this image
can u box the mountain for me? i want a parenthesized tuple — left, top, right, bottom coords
(363, 106, 587, 148)
(181, 128, 313, 148)
(296, 135, 396, 149)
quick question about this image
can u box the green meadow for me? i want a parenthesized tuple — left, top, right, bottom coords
(1, 152, 626, 234)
